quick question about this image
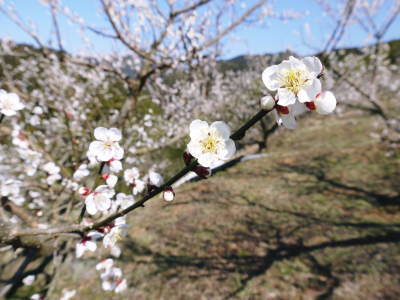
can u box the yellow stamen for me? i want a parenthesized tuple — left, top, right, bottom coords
(281, 69, 307, 94)
(201, 132, 219, 153)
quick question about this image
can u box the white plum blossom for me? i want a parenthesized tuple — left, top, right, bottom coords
(32, 106, 43, 115)
(132, 179, 145, 195)
(262, 56, 322, 106)
(114, 193, 134, 210)
(124, 167, 146, 194)
(103, 217, 128, 252)
(148, 171, 164, 187)
(96, 258, 114, 271)
(103, 174, 118, 188)
(100, 267, 127, 293)
(114, 279, 128, 293)
(124, 167, 140, 184)
(75, 231, 103, 258)
(88, 127, 124, 162)
(22, 275, 35, 286)
(109, 159, 122, 173)
(187, 120, 236, 167)
(73, 164, 90, 181)
(0, 179, 25, 206)
(42, 162, 62, 185)
(60, 289, 76, 300)
(0, 89, 24, 116)
(85, 185, 115, 215)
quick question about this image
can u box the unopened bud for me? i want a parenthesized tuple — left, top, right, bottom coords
(183, 151, 193, 166)
(194, 165, 212, 179)
(163, 187, 175, 202)
(305, 101, 316, 111)
(78, 186, 91, 196)
(275, 104, 289, 115)
(260, 95, 276, 110)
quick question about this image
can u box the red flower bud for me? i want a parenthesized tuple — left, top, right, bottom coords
(194, 165, 212, 179)
(305, 101, 316, 110)
(275, 105, 289, 115)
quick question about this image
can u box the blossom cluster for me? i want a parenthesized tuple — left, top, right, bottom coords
(0, 89, 24, 117)
(262, 56, 336, 129)
(96, 258, 127, 293)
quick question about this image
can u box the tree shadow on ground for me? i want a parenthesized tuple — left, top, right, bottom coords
(122, 154, 400, 298)
(274, 156, 400, 207)
(122, 195, 400, 299)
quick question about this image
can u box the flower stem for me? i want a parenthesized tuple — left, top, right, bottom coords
(0, 114, 4, 124)
(230, 109, 271, 140)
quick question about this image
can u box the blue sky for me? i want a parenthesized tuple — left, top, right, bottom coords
(1, 0, 399, 59)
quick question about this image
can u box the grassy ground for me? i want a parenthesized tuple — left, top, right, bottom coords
(22, 111, 400, 299)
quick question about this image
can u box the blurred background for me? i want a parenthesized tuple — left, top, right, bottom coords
(0, 0, 399, 299)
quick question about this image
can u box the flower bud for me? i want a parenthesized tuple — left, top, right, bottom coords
(305, 101, 316, 110)
(163, 187, 175, 202)
(194, 165, 212, 179)
(260, 95, 275, 110)
(315, 91, 336, 115)
(183, 151, 193, 166)
(78, 186, 91, 196)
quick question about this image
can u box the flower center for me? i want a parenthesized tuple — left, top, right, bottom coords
(104, 140, 114, 148)
(200, 132, 220, 153)
(281, 69, 307, 94)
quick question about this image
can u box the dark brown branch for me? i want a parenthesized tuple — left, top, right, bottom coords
(1, 197, 38, 228)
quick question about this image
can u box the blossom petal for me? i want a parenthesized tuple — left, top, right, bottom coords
(94, 127, 109, 141)
(297, 79, 321, 103)
(86, 240, 97, 252)
(262, 65, 280, 90)
(218, 139, 236, 160)
(112, 144, 124, 160)
(1, 109, 17, 116)
(302, 56, 323, 77)
(277, 88, 296, 106)
(288, 56, 306, 70)
(210, 121, 231, 139)
(198, 152, 217, 168)
(187, 140, 202, 158)
(96, 196, 111, 212)
(189, 119, 209, 140)
(97, 148, 114, 162)
(76, 243, 85, 258)
(280, 113, 297, 130)
(85, 197, 97, 215)
(291, 102, 307, 117)
(107, 128, 122, 142)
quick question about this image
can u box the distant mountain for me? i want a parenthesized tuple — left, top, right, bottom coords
(217, 39, 400, 72)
